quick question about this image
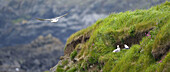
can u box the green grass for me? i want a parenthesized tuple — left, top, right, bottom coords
(62, 60, 69, 66)
(70, 50, 77, 60)
(61, 2, 170, 72)
(153, 21, 170, 51)
(157, 52, 170, 72)
(66, 67, 77, 72)
(56, 65, 65, 72)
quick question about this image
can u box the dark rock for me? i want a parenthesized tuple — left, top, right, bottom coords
(152, 42, 170, 60)
(0, 35, 64, 72)
(64, 31, 90, 55)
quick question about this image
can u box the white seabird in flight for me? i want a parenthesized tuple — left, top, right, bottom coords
(124, 44, 129, 49)
(36, 13, 68, 23)
(113, 45, 121, 52)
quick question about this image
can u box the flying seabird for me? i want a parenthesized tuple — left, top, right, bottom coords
(113, 45, 121, 52)
(36, 13, 68, 23)
(124, 44, 129, 49)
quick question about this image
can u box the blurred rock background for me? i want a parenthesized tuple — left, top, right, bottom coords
(0, 0, 166, 72)
(0, 34, 64, 72)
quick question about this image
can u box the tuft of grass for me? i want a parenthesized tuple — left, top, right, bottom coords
(56, 65, 65, 72)
(62, 60, 69, 66)
(66, 67, 77, 72)
(152, 20, 170, 51)
(70, 50, 77, 60)
(87, 56, 98, 65)
(157, 52, 170, 72)
(128, 25, 136, 37)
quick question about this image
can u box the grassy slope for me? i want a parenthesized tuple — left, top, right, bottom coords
(57, 2, 170, 72)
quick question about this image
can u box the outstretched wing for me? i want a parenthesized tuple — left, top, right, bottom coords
(57, 13, 68, 19)
(36, 18, 51, 21)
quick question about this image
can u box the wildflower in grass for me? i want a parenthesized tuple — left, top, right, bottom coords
(145, 32, 151, 39)
(91, 43, 95, 48)
(159, 60, 162, 63)
(156, 22, 158, 25)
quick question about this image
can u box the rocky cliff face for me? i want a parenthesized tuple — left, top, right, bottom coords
(51, 2, 170, 72)
(0, 0, 166, 48)
(0, 34, 64, 72)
